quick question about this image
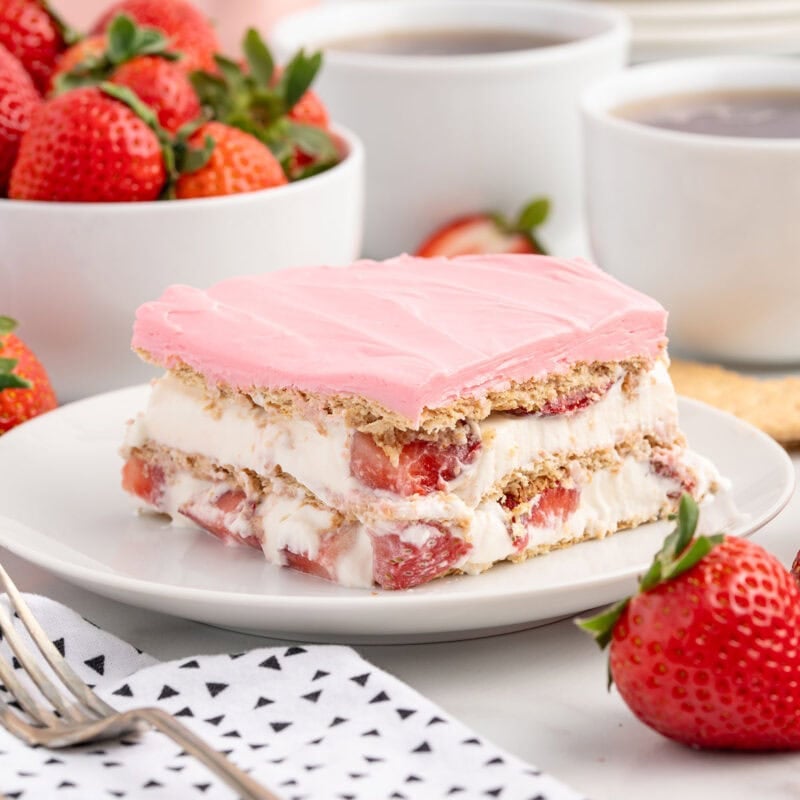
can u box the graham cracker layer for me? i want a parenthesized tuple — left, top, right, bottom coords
(140, 350, 659, 436)
(126, 428, 688, 524)
(125, 436, 702, 589)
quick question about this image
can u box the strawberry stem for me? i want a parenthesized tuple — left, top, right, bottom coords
(190, 28, 338, 181)
(576, 494, 724, 652)
(490, 196, 551, 255)
(0, 318, 31, 392)
(53, 14, 180, 94)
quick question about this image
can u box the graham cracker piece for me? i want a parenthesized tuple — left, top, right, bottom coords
(669, 359, 800, 448)
(144, 350, 657, 436)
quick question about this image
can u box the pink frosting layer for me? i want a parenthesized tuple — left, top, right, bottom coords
(132, 254, 667, 424)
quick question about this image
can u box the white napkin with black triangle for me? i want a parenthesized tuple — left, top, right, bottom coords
(0, 595, 585, 800)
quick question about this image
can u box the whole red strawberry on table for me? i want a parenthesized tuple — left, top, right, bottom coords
(0, 316, 56, 432)
(0, 0, 342, 202)
(579, 494, 800, 750)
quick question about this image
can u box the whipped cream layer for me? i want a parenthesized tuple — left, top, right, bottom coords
(138, 448, 709, 589)
(126, 363, 679, 519)
(132, 254, 667, 425)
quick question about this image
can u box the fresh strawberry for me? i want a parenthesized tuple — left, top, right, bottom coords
(0, 43, 39, 192)
(0, 316, 57, 432)
(9, 83, 210, 201)
(0, 0, 77, 93)
(9, 84, 165, 200)
(579, 494, 800, 751)
(350, 431, 480, 497)
(190, 29, 339, 181)
(370, 525, 471, 590)
(51, 15, 201, 133)
(416, 197, 550, 258)
(92, 0, 219, 73)
(175, 120, 286, 199)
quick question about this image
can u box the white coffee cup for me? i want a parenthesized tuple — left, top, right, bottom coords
(272, 0, 629, 258)
(583, 57, 800, 364)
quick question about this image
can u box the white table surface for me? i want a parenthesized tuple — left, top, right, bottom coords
(2, 443, 799, 800)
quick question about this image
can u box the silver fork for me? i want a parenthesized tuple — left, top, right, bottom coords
(0, 563, 281, 800)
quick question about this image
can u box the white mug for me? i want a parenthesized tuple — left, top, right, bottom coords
(583, 57, 800, 364)
(272, 0, 629, 258)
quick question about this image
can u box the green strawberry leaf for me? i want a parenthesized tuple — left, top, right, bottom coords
(55, 14, 180, 94)
(214, 54, 248, 94)
(290, 159, 339, 181)
(0, 373, 31, 391)
(265, 136, 294, 172)
(662, 534, 725, 583)
(0, 316, 18, 336)
(0, 354, 30, 392)
(285, 121, 338, 160)
(100, 81, 160, 129)
(576, 597, 630, 651)
(190, 70, 232, 118)
(576, 494, 723, 659)
(107, 13, 137, 63)
(243, 27, 274, 86)
(487, 197, 552, 254)
(516, 197, 550, 231)
(190, 28, 335, 182)
(175, 132, 214, 175)
(277, 49, 322, 112)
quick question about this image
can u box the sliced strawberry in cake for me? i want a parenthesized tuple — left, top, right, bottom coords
(122, 253, 719, 589)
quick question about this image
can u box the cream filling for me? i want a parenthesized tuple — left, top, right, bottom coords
(126, 362, 679, 518)
(144, 449, 710, 589)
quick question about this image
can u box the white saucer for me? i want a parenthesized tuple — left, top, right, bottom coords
(0, 386, 793, 643)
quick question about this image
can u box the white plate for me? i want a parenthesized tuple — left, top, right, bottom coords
(0, 387, 793, 644)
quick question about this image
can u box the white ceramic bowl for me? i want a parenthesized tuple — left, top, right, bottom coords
(272, 0, 629, 258)
(0, 125, 364, 401)
(583, 58, 800, 364)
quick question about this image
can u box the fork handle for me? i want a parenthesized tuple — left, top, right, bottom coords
(135, 708, 282, 800)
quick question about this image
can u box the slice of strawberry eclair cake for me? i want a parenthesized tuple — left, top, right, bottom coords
(122, 254, 718, 590)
